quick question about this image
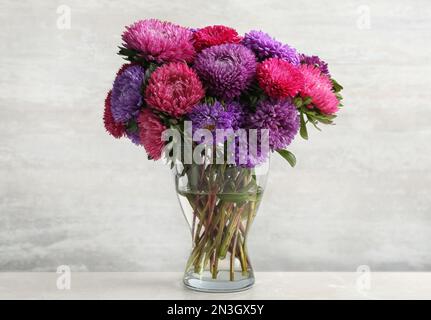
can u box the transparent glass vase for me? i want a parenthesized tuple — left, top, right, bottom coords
(174, 158, 269, 292)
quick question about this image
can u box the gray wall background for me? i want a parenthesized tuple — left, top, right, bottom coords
(1, 0, 430, 272)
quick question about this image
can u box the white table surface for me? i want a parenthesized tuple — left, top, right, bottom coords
(0, 272, 430, 300)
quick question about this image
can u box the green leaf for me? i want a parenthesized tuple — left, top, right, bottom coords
(300, 111, 308, 140)
(312, 113, 335, 125)
(306, 114, 322, 130)
(276, 149, 296, 167)
(126, 118, 138, 133)
(335, 92, 344, 102)
(303, 96, 312, 105)
(217, 193, 261, 203)
(294, 97, 303, 108)
(331, 78, 343, 92)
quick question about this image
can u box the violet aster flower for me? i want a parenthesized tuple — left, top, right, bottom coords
(188, 101, 234, 133)
(247, 99, 299, 150)
(225, 101, 245, 129)
(122, 19, 195, 63)
(300, 54, 330, 76)
(234, 131, 269, 168)
(110, 64, 145, 123)
(193, 44, 257, 100)
(242, 30, 300, 65)
(126, 129, 141, 145)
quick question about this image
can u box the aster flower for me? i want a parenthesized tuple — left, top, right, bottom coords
(247, 99, 299, 150)
(242, 30, 300, 65)
(189, 101, 244, 149)
(138, 109, 167, 160)
(122, 19, 195, 63)
(145, 62, 205, 118)
(225, 101, 245, 129)
(300, 54, 330, 76)
(256, 58, 303, 99)
(116, 63, 134, 76)
(194, 44, 256, 100)
(299, 64, 339, 114)
(111, 64, 145, 123)
(234, 131, 269, 168)
(193, 25, 242, 52)
(188, 101, 233, 133)
(126, 129, 141, 145)
(103, 90, 125, 138)
(188, 101, 262, 166)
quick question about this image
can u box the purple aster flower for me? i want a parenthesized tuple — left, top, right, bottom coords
(111, 64, 145, 123)
(246, 99, 300, 150)
(242, 30, 300, 65)
(126, 129, 141, 145)
(300, 54, 330, 76)
(193, 44, 257, 100)
(234, 131, 269, 168)
(188, 101, 234, 134)
(225, 101, 245, 129)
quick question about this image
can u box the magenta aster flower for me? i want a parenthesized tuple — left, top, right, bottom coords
(122, 19, 195, 63)
(145, 62, 205, 118)
(299, 64, 339, 114)
(242, 30, 300, 65)
(138, 109, 167, 160)
(111, 64, 145, 123)
(256, 58, 304, 99)
(194, 44, 257, 100)
(247, 99, 299, 150)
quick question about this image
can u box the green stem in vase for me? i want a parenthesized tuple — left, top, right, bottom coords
(218, 205, 243, 259)
(212, 203, 227, 279)
(230, 228, 239, 281)
(237, 234, 248, 276)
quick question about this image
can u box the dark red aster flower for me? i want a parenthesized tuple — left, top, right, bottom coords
(193, 25, 242, 52)
(103, 90, 125, 138)
(138, 109, 167, 160)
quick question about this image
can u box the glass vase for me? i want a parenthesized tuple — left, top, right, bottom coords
(174, 159, 269, 292)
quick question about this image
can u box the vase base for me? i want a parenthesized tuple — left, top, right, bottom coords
(183, 270, 255, 293)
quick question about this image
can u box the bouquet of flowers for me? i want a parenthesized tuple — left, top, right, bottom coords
(103, 19, 344, 291)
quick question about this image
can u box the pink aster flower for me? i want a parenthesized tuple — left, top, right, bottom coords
(122, 19, 195, 63)
(193, 25, 242, 52)
(138, 109, 167, 160)
(103, 90, 125, 139)
(299, 64, 339, 114)
(256, 58, 303, 99)
(145, 62, 205, 117)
